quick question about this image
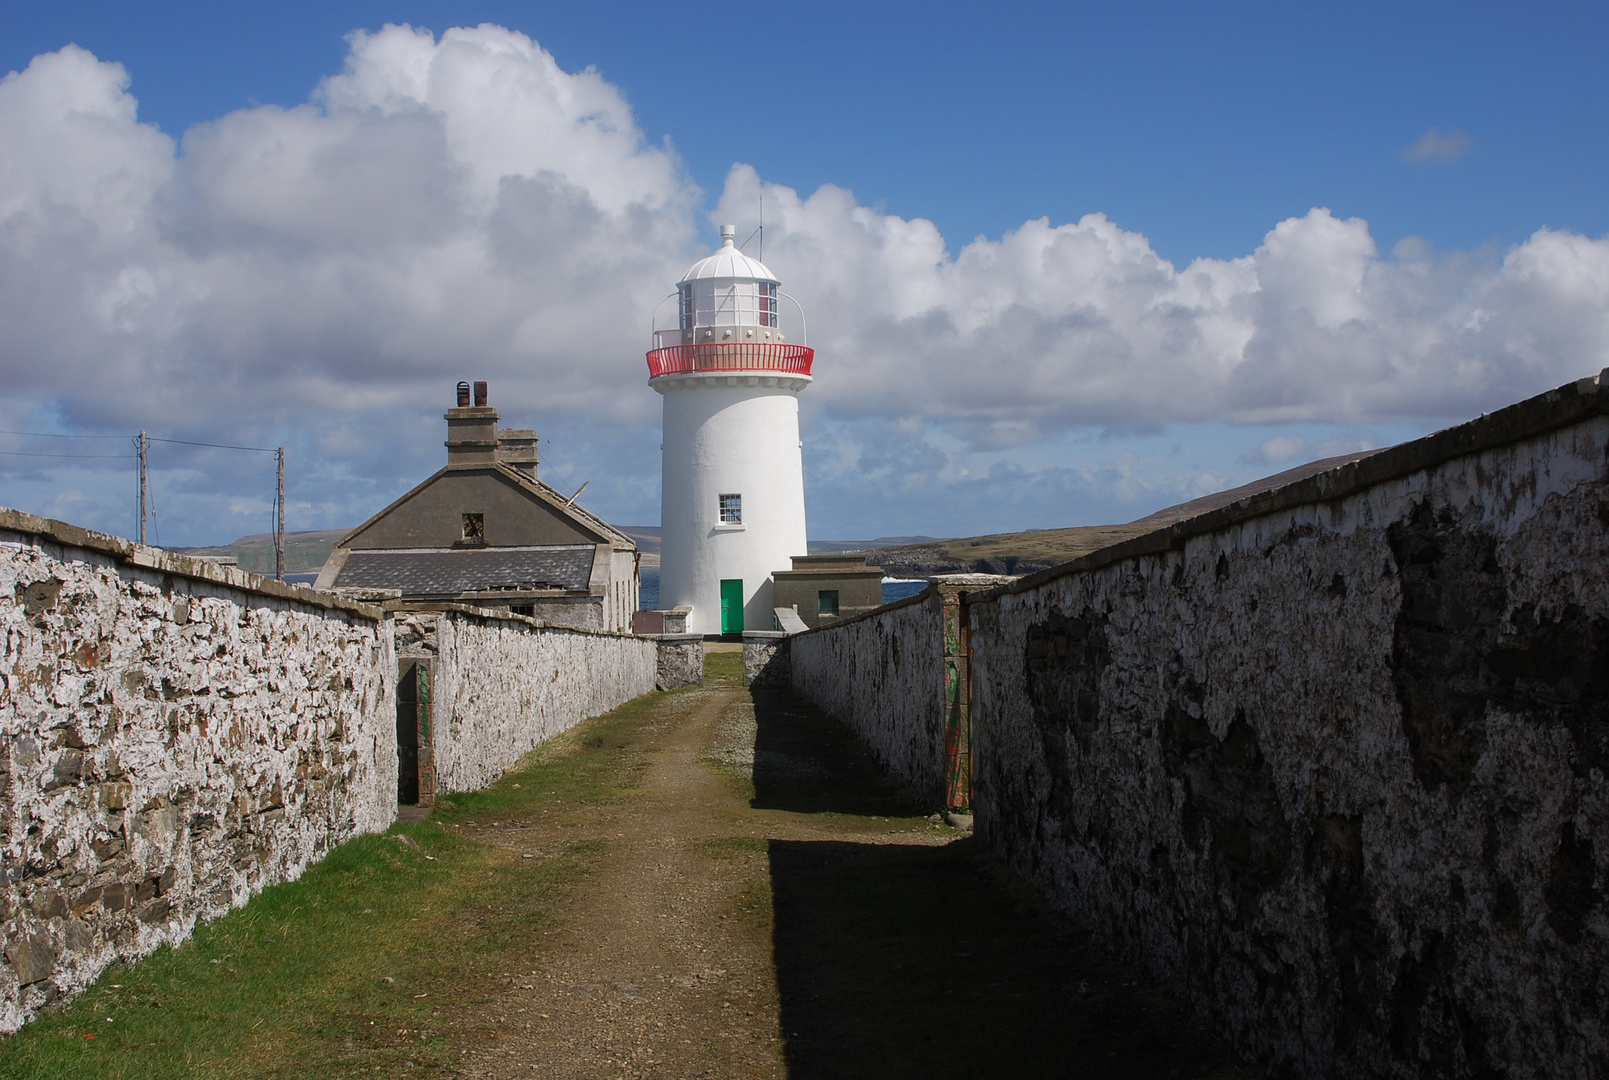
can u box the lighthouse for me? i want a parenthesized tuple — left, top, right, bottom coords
(650, 225, 813, 635)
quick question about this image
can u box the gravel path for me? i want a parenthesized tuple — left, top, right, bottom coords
(427, 653, 1253, 1080)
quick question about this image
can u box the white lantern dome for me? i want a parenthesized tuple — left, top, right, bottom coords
(679, 224, 780, 285)
(672, 225, 783, 339)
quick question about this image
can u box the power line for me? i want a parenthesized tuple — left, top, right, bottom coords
(0, 428, 273, 450)
(0, 449, 137, 460)
(2, 426, 283, 564)
(0, 428, 276, 453)
(145, 436, 278, 453)
(0, 428, 130, 440)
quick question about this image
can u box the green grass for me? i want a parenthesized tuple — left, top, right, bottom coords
(0, 691, 665, 1079)
(703, 650, 742, 683)
(700, 836, 770, 860)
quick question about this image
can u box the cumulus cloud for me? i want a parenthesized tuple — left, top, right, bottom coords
(0, 27, 1605, 540)
(715, 165, 1608, 437)
(1402, 126, 1475, 163)
(0, 27, 695, 435)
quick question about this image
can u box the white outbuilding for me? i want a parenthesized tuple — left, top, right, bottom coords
(649, 225, 813, 635)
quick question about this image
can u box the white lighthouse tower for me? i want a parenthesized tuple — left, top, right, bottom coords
(651, 225, 813, 635)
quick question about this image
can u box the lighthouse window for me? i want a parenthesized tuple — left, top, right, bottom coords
(719, 493, 742, 524)
(679, 285, 695, 329)
(761, 282, 778, 327)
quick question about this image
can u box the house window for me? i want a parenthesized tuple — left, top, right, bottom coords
(461, 513, 485, 544)
(719, 493, 742, 524)
(818, 590, 840, 617)
(510, 604, 534, 617)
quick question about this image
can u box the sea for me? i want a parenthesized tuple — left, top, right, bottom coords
(639, 567, 928, 612)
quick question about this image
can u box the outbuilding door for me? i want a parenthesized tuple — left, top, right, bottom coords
(720, 579, 744, 634)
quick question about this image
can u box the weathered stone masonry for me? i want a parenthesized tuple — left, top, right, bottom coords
(0, 509, 397, 1034)
(787, 589, 948, 806)
(783, 575, 1011, 812)
(394, 608, 659, 796)
(1, 510, 683, 1034)
(792, 374, 1609, 1079)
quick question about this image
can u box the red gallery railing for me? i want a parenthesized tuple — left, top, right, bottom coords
(646, 343, 814, 378)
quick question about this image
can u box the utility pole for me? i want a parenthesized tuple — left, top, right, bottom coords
(138, 430, 148, 546)
(275, 446, 285, 582)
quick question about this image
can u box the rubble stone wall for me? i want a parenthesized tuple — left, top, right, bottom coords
(971, 377, 1609, 1078)
(742, 632, 790, 688)
(424, 609, 657, 794)
(652, 634, 703, 691)
(0, 511, 396, 1033)
(788, 589, 947, 806)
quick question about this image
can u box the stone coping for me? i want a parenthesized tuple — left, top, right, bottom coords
(0, 506, 385, 621)
(930, 573, 1019, 590)
(786, 371, 1609, 631)
(974, 370, 1609, 604)
(384, 599, 647, 640)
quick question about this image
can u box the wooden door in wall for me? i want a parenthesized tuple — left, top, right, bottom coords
(720, 578, 744, 634)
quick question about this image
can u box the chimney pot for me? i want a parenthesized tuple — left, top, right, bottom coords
(456, 381, 471, 407)
(473, 381, 488, 407)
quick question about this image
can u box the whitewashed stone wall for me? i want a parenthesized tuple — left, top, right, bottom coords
(423, 610, 657, 794)
(0, 511, 395, 1033)
(971, 377, 1609, 1078)
(788, 590, 947, 805)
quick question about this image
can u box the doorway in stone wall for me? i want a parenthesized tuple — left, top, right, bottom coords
(397, 661, 420, 804)
(396, 659, 436, 807)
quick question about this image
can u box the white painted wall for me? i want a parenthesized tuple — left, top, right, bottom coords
(658, 377, 809, 634)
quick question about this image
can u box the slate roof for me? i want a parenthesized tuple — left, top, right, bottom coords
(334, 545, 596, 596)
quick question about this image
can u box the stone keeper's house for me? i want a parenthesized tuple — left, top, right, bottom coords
(315, 381, 639, 632)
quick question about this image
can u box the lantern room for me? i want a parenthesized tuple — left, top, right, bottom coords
(648, 225, 814, 381)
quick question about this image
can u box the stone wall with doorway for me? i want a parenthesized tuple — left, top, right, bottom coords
(0, 509, 396, 1033)
(397, 607, 658, 795)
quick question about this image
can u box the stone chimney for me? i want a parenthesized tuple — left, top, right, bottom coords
(496, 428, 540, 481)
(444, 380, 498, 466)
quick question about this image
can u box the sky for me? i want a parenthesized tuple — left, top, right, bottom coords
(1, 2, 1606, 544)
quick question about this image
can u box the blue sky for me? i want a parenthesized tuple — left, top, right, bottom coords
(9, 2, 1605, 262)
(1, 3, 1606, 543)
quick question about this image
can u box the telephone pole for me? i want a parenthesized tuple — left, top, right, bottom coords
(275, 446, 285, 581)
(138, 430, 148, 546)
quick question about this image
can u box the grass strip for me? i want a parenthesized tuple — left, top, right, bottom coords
(0, 686, 672, 1078)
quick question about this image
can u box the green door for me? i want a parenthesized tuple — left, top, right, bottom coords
(720, 579, 744, 634)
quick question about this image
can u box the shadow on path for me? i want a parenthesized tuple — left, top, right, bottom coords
(768, 837, 1253, 1080)
(747, 681, 1256, 1079)
(749, 685, 927, 817)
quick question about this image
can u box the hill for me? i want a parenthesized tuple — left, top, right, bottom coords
(170, 454, 1378, 581)
(177, 528, 348, 576)
(868, 451, 1381, 578)
(620, 528, 941, 558)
